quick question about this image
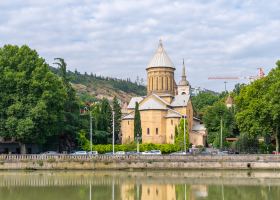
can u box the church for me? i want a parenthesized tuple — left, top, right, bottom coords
(121, 41, 207, 146)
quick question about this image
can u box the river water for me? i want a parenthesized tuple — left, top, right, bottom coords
(0, 170, 279, 200)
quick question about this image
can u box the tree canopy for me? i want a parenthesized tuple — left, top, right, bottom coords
(0, 45, 67, 153)
(235, 60, 280, 152)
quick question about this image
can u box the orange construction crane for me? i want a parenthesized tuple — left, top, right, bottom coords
(208, 68, 265, 80)
(208, 68, 265, 91)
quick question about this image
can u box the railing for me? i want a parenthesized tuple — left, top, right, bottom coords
(0, 154, 280, 162)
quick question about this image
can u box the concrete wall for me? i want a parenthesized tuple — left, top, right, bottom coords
(1, 154, 280, 170)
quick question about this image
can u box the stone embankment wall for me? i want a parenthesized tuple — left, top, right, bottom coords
(0, 154, 280, 170)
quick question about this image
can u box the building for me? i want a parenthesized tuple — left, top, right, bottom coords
(121, 40, 206, 146)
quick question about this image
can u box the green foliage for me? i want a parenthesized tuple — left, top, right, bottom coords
(79, 143, 180, 154)
(113, 96, 122, 143)
(192, 91, 220, 117)
(0, 45, 66, 151)
(50, 66, 146, 96)
(175, 118, 189, 151)
(203, 102, 234, 148)
(134, 102, 142, 142)
(53, 58, 80, 152)
(233, 133, 259, 154)
(235, 60, 280, 151)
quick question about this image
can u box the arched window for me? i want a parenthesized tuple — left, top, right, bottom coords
(171, 134, 173, 139)
(156, 128, 158, 135)
(147, 128, 150, 135)
(128, 121, 129, 125)
(171, 120, 173, 125)
(156, 77, 158, 90)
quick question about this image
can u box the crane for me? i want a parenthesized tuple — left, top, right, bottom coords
(208, 68, 265, 91)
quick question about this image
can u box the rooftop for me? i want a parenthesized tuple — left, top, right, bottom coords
(146, 40, 175, 69)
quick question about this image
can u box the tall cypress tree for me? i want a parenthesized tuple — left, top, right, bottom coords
(113, 96, 122, 143)
(134, 102, 142, 142)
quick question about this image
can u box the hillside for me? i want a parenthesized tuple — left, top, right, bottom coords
(50, 67, 146, 103)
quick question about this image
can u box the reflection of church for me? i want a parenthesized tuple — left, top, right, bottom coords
(120, 183, 208, 200)
(121, 40, 207, 146)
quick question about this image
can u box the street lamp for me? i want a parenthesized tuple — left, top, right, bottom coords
(83, 105, 93, 153)
(183, 114, 187, 153)
(112, 110, 115, 155)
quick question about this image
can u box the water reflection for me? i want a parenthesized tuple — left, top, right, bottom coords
(0, 170, 280, 200)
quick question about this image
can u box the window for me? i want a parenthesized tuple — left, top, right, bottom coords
(171, 120, 173, 125)
(171, 134, 173, 140)
(128, 121, 129, 125)
(156, 128, 158, 135)
(147, 128, 150, 135)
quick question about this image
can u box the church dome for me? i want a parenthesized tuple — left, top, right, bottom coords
(146, 40, 175, 69)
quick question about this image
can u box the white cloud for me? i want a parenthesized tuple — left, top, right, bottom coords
(0, 0, 279, 92)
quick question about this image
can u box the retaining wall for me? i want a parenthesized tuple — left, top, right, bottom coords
(0, 154, 279, 170)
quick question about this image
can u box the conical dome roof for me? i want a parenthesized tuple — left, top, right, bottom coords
(146, 40, 175, 69)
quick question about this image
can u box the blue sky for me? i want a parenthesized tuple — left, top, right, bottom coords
(0, 0, 280, 91)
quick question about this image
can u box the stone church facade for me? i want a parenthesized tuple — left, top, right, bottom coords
(121, 41, 206, 146)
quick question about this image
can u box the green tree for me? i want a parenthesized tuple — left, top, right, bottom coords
(0, 45, 66, 153)
(235, 60, 280, 152)
(99, 98, 112, 133)
(192, 92, 219, 118)
(134, 102, 142, 142)
(203, 102, 234, 148)
(53, 58, 80, 152)
(112, 96, 122, 143)
(175, 118, 189, 151)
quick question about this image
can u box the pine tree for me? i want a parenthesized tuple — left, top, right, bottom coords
(113, 97, 122, 143)
(134, 102, 142, 142)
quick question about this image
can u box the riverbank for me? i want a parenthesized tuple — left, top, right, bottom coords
(0, 154, 280, 170)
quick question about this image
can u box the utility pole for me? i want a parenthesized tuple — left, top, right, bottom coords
(112, 111, 115, 154)
(184, 115, 186, 153)
(224, 81, 227, 92)
(90, 110, 93, 153)
(220, 117, 223, 149)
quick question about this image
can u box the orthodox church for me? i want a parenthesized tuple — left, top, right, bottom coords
(121, 41, 206, 146)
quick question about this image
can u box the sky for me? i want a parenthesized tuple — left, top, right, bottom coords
(0, 0, 280, 92)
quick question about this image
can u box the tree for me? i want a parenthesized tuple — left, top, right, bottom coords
(113, 96, 122, 143)
(53, 58, 80, 152)
(134, 102, 142, 142)
(235, 60, 280, 152)
(100, 98, 112, 134)
(175, 118, 189, 151)
(191, 92, 219, 118)
(0, 45, 66, 153)
(203, 102, 234, 148)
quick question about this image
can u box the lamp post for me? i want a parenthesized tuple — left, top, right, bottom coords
(184, 114, 186, 153)
(112, 110, 115, 155)
(83, 106, 93, 153)
(90, 110, 93, 153)
(220, 117, 223, 150)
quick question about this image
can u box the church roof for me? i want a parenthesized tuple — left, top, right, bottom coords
(127, 97, 144, 109)
(170, 94, 190, 107)
(192, 124, 206, 131)
(139, 94, 168, 110)
(146, 40, 175, 69)
(122, 112, 134, 120)
(165, 109, 182, 118)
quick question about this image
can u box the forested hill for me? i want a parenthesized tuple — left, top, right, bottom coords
(49, 66, 146, 103)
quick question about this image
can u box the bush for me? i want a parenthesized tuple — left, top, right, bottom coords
(82, 143, 180, 154)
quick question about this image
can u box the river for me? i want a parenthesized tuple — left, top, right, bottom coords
(0, 170, 279, 200)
